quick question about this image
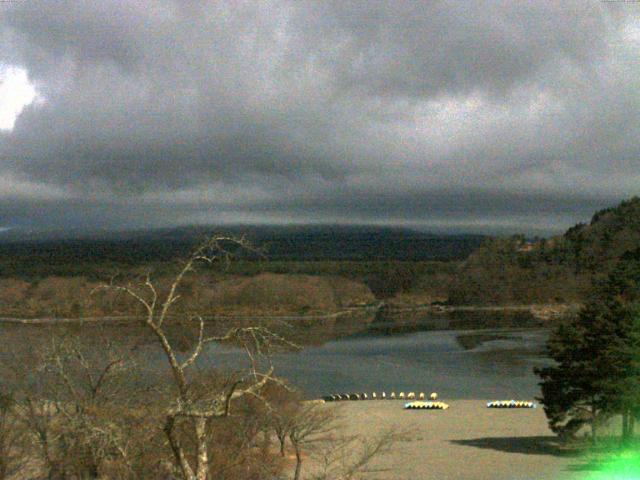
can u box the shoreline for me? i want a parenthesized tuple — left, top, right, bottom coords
(0, 302, 576, 324)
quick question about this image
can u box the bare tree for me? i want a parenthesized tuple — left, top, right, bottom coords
(260, 381, 301, 458)
(0, 392, 24, 480)
(13, 326, 142, 479)
(265, 391, 402, 480)
(1, 235, 399, 479)
(205, 391, 285, 480)
(310, 428, 403, 480)
(288, 403, 337, 480)
(99, 236, 294, 480)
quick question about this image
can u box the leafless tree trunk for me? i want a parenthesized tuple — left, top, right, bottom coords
(99, 235, 294, 480)
(309, 426, 404, 480)
(0, 393, 23, 480)
(194, 417, 209, 480)
(288, 403, 336, 480)
(279, 434, 287, 457)
(294, 443, 303, 480)
(591, 402, 598, 445)
(1, 235, 313, 479)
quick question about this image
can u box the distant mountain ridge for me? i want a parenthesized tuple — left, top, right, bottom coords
(0, 224, 486, 278)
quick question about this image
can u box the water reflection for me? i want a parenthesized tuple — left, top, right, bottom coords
(367, 305, 542, 336)
(0, 309, 552, 401)
(202, 326, 551, 400)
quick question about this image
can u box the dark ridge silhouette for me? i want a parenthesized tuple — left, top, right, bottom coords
(0, 224, 485, 278)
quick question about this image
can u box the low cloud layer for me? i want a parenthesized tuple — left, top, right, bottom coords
(1, 1, 639, 234)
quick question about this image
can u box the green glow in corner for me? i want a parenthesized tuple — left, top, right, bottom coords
(583, 450, 640, 480)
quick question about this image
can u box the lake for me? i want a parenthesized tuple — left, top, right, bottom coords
(0, 310, 553, 401)
(201, 309, 552, 400)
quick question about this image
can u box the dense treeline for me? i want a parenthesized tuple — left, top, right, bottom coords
(2, 198, 639, 307)
(0, 225, 471, 313)
(0, 260, 458, 318)
(0, 226, 483, 279)
(0, 273, 376, 318)
(449, 197, 640, 305)
(536, 247, 640, 444)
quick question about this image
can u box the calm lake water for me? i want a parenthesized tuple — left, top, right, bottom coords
(275, 329, 549, 399)
(203, 323, 551, 400)
(1, 310, 552, 401)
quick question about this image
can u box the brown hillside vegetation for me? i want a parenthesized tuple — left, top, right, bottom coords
(447, 236, 591, 305)
(0, 277, 97, 318)
(204, 273, 374, 314)
(0, 273, 374, 318)
(2, 198, 639, 314)
(448, 197, 640, 305)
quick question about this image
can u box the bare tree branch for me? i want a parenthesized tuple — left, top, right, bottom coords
(94, 235, 282, 480)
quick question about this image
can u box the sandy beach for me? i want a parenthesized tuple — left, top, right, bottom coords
(322, 399, 585, 480)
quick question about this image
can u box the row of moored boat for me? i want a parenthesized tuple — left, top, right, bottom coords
(323, 391, 438, 402)
(486, 400, 536, 408)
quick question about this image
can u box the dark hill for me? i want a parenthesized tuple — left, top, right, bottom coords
(0, 225, 484, 278)
(559, 197, 640, 273)
(448, 197, 640, 305)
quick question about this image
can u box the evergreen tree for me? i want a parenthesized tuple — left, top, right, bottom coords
(598, 249, 640, 443)
(536, 248, 640, 443)
(536, 309, 607, 441)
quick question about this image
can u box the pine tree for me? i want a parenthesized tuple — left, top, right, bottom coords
(536, 308, 607, 442)
(597, 249, 640, 443)
(536, 248, 640, 444)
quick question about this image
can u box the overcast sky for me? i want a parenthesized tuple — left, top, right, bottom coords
(0, 1, 639, 235)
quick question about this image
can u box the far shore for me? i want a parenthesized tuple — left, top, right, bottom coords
(0, 302, 577, 324)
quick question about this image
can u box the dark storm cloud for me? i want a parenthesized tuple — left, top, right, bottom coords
(286, 1, 615, 98)
(0, 189, 617, 237)
(0, 0, 638, 233)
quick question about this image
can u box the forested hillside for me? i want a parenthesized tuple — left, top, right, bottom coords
(1, 200, 638, 309)
(0, 226, 483, 278)
(448, 197, 640, 304)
